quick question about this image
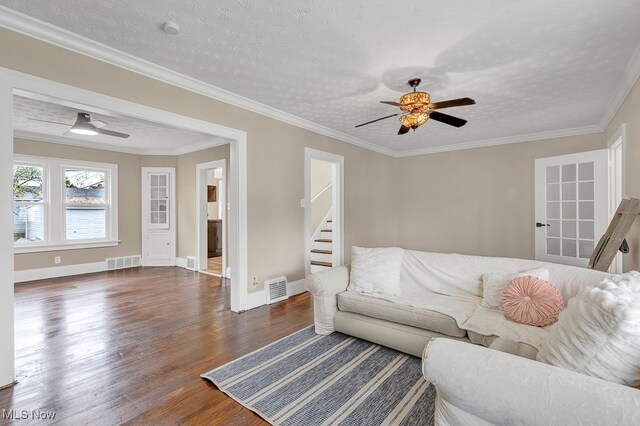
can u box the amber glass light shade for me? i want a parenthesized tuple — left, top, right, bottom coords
(399, 92, 430, 112)
(400, 112, 429, 128)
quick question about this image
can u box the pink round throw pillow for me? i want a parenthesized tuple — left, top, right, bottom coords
(501, 276, 564, 327)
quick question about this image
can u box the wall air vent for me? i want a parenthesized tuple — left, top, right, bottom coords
(265, 276, 288, 304)
(106, 255, 142, 271)
(186, 256, 197, 271)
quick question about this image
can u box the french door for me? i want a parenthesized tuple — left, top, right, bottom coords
(534, 150, 608, 267)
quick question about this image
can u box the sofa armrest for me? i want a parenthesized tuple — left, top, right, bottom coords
(304, 266, 350, 335)
(423, 338, 640, 426)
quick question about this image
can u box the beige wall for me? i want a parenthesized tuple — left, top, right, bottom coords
(604, 75, 640, 271)
(395, 133, 605, 260)
(310, 159, 333, 234)
(5, 27, 639, 291)
(12, 138, 231, 271)
(2, 28, 396, 292)
(175, 145, 230, 259)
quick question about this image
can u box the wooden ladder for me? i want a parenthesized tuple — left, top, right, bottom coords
(588, 197, 640, 271)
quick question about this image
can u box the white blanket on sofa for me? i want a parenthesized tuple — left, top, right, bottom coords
(366, 250, 609, 349)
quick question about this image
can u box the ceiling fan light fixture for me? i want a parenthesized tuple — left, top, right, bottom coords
(399, 92, 430, 112)
(69, 123, 99, 136)
(400, 112, 429, 129)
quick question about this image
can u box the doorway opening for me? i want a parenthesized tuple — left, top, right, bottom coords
(304, 148, 344, 276)
(1, 68, 250, 388)
(197, 160, 227, 277)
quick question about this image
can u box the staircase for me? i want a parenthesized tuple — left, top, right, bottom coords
(310, 216, 334, 274)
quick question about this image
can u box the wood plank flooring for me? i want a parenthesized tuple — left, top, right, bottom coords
(0, 267, 313, 425)
(206, 257, 223, 276)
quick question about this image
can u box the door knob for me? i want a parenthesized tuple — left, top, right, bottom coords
(536, 222, 550, 227)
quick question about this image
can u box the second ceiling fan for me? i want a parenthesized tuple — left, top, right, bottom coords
(356, 78, 475, 135)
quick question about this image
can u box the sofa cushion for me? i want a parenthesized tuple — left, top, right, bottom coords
(480, 268, 549, 310)
(462, 305, 552, 349)
(467, 330, 495, 347)
(337, 291, 467, 338)
(348, 246, 404, 297)
(488, 337, 538, 360)
(501, 276, 564, 327)
(537, 271, 640, 386)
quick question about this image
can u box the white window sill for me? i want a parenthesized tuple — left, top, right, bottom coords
(14, 240, 120, 254)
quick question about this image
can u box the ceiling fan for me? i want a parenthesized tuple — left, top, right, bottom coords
(355, 78, 475, 135)
(29, 112, 130, 138)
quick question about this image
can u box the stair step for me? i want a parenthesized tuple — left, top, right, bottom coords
(311, 261, 333, 267)
(321, 229, 332, 232)
(315, 239, 332, 243)
(311, 249, 333, 254)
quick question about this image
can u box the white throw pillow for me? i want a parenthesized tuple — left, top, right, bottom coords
(348, 246, 404, 297)
(481, 268, 549, 310)
(537, 271, 640, 386)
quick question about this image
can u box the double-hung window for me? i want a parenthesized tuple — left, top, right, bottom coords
(13, 161, 47, 247)
(13, 155, 118, 253)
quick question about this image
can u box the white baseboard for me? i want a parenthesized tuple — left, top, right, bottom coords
(288, 279, 306, 296)
(244, 279, 306, 311)
(175, 257, 187, 268)
(246, 289, 266, 311)
(14, 261, 107, 283)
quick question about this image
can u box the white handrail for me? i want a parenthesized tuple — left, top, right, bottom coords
(311, 183, 332, 203)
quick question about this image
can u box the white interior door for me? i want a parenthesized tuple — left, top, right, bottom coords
(535, 150, 608, 267)
(142, 167, 176, 266)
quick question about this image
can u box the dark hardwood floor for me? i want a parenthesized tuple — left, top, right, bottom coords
(0, 267, 313, 425)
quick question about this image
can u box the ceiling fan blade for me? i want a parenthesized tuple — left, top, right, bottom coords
(380, 101, 402, 107)
(89, 120, 108, 128)
(428, 97, 475, 110)
(28, 118, 72, 126)
(96, 128, 130, 138)
(355, 113, 399, 128)
(429, 111, 467, 128)
(398, 125, 411, 135)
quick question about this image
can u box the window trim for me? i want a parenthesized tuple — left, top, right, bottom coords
(13, 154, 119, 254)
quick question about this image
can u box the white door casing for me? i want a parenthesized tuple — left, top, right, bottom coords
(607, 124, 626, 273)
(535, 150, 608, 268)
(304, 148, 344, 276)
(142, 167, 176, 266)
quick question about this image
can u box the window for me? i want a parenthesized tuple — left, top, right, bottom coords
(13, 155, 118, 253)
(13, 163, 46, 246)
(65, 169, 107, 240)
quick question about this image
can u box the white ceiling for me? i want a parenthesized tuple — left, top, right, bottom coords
(2, 0, 640, 155)
(13, 94, 224, 154)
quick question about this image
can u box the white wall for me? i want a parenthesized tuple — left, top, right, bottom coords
(310, 158, 333, 234)
(0, 84, 15, 387)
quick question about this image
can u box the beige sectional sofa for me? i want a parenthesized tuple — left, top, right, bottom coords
(305, 250, 640, 425)
(305, 250, 609, 357)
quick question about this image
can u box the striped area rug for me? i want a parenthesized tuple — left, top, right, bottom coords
(201, 326, 435, 425)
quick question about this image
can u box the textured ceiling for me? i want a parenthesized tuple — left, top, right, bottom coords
(13, 94, 221, 153)
(2, 0, 640, 153)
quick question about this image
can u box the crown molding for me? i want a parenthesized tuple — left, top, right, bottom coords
(13, 129, 229, 156)
(0, 6, 394, 158)
(598, 42, 640, 132)
(2, 6, 638, 158)
(394, 124, 603, 157)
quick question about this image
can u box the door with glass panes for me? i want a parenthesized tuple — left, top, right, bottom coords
(141, 167, 175, 266)
(534, 150, 608, 267)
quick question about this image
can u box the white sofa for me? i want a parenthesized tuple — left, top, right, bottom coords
(305, 250, 640, 425)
